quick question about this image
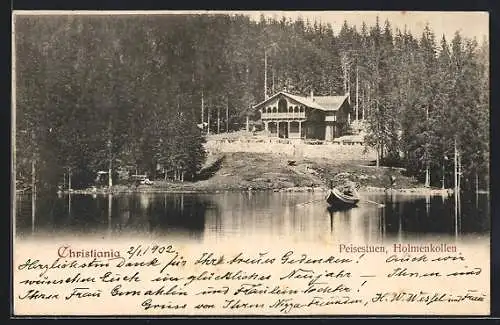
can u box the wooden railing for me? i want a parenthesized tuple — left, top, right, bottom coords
(261, 112, 306, 119)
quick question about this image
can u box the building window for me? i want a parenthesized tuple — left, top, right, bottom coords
(273, 106, 277, 113)
(294, 106, 298, 113)
(278, 98, 287, 113)
(288, 106, 293, 113)
(268, 122, 277, 133)
(300, 106, 304, 112)
(290, 121, 299, 133)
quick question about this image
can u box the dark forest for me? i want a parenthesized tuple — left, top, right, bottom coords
(14, 14, 489, 191)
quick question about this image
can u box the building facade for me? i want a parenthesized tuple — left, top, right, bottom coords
(253, 91, 352, 141)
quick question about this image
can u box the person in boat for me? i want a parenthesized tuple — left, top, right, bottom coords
(330, 179, 358, 197)
(342, 181, 358, 197)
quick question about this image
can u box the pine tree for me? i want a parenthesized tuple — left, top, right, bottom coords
(418, 25, 439, 187)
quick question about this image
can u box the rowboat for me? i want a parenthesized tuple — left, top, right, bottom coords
(326, 187, 360, 210)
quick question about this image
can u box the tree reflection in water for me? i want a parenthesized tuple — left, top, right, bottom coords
(15, 191, 489, 242)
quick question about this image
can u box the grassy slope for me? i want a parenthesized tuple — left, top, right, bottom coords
(148, 152, 420, 192)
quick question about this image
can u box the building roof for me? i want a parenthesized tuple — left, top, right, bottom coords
(252, 91, 349, 112)
(313, 96, 350, 111)
(282, 92, 325, 110)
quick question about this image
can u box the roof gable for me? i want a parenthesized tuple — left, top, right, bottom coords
(253, 91, 349, 112)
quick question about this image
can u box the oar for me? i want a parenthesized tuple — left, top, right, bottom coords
(359, 198, 385, 208)
(296, 198, 324, 207)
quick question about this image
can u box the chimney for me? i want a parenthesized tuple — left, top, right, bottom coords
(310, 89, 314, 101)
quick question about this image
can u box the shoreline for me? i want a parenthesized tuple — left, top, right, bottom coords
(16, 152, 468, 198)
(45, 185, 455, 196)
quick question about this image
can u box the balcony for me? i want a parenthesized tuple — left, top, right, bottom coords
(261, 112, 306, 120)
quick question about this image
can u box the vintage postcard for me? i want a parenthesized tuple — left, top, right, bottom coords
(12, 10, 490, 316)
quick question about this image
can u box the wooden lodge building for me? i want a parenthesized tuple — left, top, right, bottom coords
(252, 90, 353, 141)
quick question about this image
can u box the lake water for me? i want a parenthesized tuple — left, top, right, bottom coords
(15, 191, 490, 243)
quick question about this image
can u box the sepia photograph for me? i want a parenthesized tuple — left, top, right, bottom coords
(12, 10, 490, 316)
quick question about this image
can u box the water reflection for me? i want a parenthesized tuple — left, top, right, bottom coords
(15, 191, 490, 243)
